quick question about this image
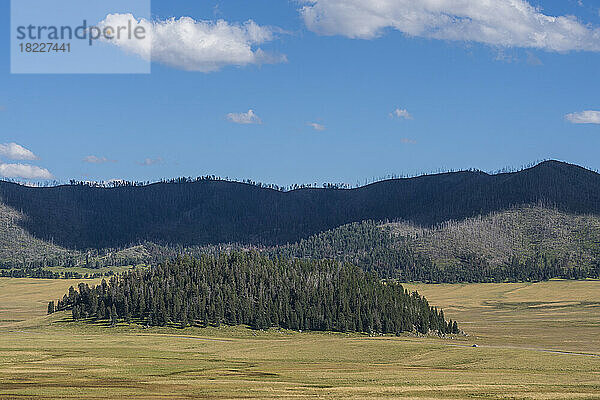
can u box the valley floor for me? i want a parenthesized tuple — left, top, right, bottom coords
(0, 278, 599, 399)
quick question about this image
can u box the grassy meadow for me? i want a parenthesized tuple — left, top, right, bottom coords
(403, 280, 600, 355)
(0, 277, 598, 399)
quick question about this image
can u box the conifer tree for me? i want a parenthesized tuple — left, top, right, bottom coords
(47, 301, 55, 315)
(110, 304, 117, 327)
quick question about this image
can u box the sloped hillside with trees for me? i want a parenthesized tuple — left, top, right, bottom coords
(0, 202, 74, 267)
(0, 201, 153, 276)
(386, 205, 600, 269)
(275, 206, 600, 282)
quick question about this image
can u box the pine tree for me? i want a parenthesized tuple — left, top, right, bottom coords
(98, 300, 105, 320)
(124, 297, 130, 323)
(47, 301, 55, 315)
(72, 305, 80, 320)
(110, 304, 117, 327)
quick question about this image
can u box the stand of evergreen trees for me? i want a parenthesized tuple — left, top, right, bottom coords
(0, 267, 111, 279)
(51, 252, 458, 335)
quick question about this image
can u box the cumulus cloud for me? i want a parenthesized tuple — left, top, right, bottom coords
(401, 138, 417, 144)
(227, 109, 262, 124)
(97, 14, 286, 72)
(0, 163, 53, 179)
(565, 110, 600, 124)
(0, 143, 38, 160)
(307, 122, 326, 131)
(390, 108, 413, 120)
(0, 143, 51, 179)
(137, 157, 163, 166)
(83, 155, 116, 164)
(300, 0, 600, 52)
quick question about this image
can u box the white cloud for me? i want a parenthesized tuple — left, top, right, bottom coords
(390, 108, 413, 120)
(137, 157, 163, 166)
(0, 163, 53, 179)
(98, 14, 286, 72)
(227, 109, 262, 124)
(0, 143, 39, 160)
(300, 0, 600, 52)
(401, 138, 417, 144)
(565, 110, 600, 124)
(0, 143, 51, 179)
(307, 122, 326, 131)
(83, 155, 116, 164)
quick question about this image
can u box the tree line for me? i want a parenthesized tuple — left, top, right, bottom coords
(49, 252, 458, 335)
(1, 268, 111, 279)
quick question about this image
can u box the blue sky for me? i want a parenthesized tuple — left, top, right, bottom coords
(1, 0, 599, 186)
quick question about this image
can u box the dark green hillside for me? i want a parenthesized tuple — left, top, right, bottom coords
(1, 160, 599, 250)
(52, 252, 457, 335)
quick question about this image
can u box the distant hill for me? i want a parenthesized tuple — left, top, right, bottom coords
(1, 160, 599, 251)
(274, 206, 600, 282)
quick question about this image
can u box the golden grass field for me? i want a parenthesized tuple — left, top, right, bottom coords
(0, 278, 599, 399)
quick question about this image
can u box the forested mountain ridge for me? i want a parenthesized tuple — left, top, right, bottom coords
(1, 160, 599, 251)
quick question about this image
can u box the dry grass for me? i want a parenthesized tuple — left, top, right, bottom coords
(403, 280, 600, 354)
(0, 278, 102, 328)
(0, 278, 599, 399)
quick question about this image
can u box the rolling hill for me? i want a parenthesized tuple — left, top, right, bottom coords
(275, 205, 600, 282)
(0, 160, 599, 251)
